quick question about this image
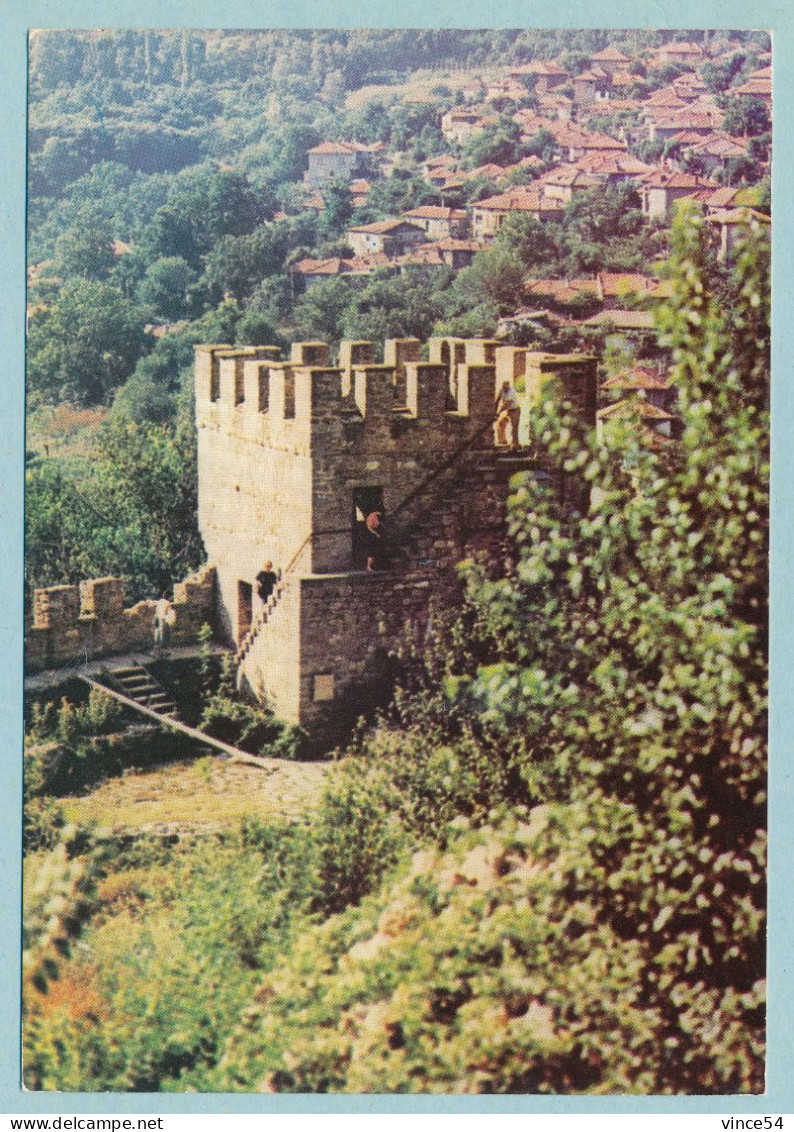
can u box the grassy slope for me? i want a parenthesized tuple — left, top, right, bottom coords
(59, 755, 329, 833)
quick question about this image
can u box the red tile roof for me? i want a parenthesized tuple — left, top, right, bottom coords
(474, 187, 565, 214)
(576, 151, 653, 176)
(592, 46, 630, 62)
(540, 165, 601, 188)
(525, 278, 599, 303)
(733, 77, 772, 98)
(598, 398, 674, 421)
(348, 219, 425, 235)
(601, 366, 669, 391)
(707, 207, 771, 226)
(403, 206, 467, 221)
(597, 271, 664, 297)
(642, 169, 711, 189)
(308, 141, 358, 155)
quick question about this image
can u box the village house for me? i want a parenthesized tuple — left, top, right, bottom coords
(470, 186, 565, 241)
(441, 108, 490, 145)
(733, 73, 772, 106)
(639, 169, 715, 220)
(648, 108, 724, 143)
(538, 165, 602, 203)
(676, 132, 749, 176)
(524, 277, 601, 316)
(401, 205, 469, 240)
(422, 154, 457, 179)
(347, 218, 426, 258)
(572, 69, 607, 107)
(507, 61, 569, 95)
(289, 254, 393, 292)
(551, 122, 627, 162)
(600, 365, 674, 412)
(596, 271, 671, 309)
(590, 46, 632, 77)
(575, 151, 654, 183)
(305, 140, 387, 190)
(397, 237, 482, 271)
(708, 207, 771, 263)
(597, 397, 676, 443)
(648, 40, 705, 70)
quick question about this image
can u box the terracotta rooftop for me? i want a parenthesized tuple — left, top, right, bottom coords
(473, 187, 565, 213)
(733, 77, 772, 98)
(592, 46, 630, 62)
(601, 366, 670, 391)
(291, 254, 391, 276)
(308, 141, 359, 155)
(579, 309, 657, 329)
(348, 219, 425, 235)
(540, 166, 602, 188)
(576, 151, 653, 175)
(646, 90, 688, 108)
(598, 399, 674, 421)
(597, 271, 666, 298)
(656, 40, 705, 57)
(403, 206, 467, 221)
(642, 169, 710, 189)
(707, 207, 771, 226)
(525, 278, 599, 303)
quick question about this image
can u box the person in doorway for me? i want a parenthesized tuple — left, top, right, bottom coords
(495, 380, 522, 450)
(365, 509, 383, 573)
(256, 561, 279, 603)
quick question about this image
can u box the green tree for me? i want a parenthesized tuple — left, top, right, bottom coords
(462, 116, 522, 169)
(721, 96, 771, 138)
(455, 246, 527, 316)
(27, 280, 151, 405)
(137, 256, 197, 321)
(53, 211, 116, 281)
(322, 179, 354, 236)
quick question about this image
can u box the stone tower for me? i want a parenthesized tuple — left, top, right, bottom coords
(195, 337, 596, 744)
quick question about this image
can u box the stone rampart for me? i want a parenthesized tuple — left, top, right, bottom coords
(25, 567, 216, 673)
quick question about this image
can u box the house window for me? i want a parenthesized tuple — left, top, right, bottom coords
(313, 673, 335, 701)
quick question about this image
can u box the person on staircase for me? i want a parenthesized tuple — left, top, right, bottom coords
(256, 561, 279, 604)
(495, 380, 522, 451)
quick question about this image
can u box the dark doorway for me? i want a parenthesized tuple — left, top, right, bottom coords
(237, 580, 253, 644)
(352, 486, 384, 569)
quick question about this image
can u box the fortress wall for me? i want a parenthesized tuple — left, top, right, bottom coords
(238, 576, 302, 722)
(197, 422, 313, 644)
(524, 353, 599, 426)
(25, 567, 216, 672)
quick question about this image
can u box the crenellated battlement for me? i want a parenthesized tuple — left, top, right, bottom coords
(194, 337, 538, 460)
(196, 337, 596, 457)
(26, 567, 216, 673)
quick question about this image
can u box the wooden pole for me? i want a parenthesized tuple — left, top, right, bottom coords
(77, 674, 262, 761)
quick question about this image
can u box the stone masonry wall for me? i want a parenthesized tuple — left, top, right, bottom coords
(195, 336, 596, 741)
(25, 567, 216, 673)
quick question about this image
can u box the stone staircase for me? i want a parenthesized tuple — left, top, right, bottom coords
(103, 663, 179, 719)
(235, 579, 286, 664)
